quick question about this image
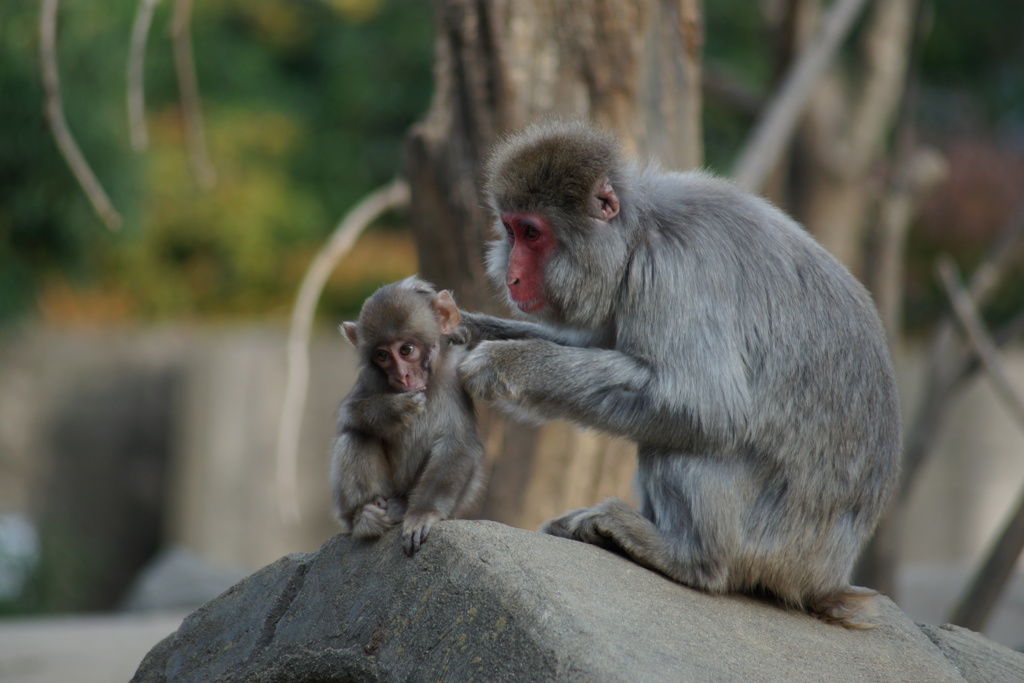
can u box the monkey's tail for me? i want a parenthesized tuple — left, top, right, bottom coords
(807, 586, 880, 629)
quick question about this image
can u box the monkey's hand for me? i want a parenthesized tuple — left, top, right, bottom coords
(452, 311, 486, 348)
(458, 340, 522, 403)
(396, 391, 427, 422)
(457, 311, 506, 344)
(445, 324, 471, 347)
(378, 391, 426, 429)
(352, 497, 396, 539)
(347, 391, 425, 435)
(402, 511, 442, 556)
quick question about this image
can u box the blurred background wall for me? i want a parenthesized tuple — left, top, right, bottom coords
(1, 331, 1021, 602)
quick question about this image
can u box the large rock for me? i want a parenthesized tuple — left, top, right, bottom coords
(132, 521, 1024, 682)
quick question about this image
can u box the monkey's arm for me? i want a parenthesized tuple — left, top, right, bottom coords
(402, 422, 485, 555)
(460, 339, 744, 451)
(330, 429, 399, 537)
(345, 391, 425, 436)
(459, 311, 596, 347)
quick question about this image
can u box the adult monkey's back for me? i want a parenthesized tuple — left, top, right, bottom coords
(458, 120, 901, 627)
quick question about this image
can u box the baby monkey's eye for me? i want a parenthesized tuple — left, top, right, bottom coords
(400, 344, 415, 357)
(374, 350, 389, 364)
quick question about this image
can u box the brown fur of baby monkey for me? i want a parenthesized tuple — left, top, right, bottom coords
(331, 277, 484, 556)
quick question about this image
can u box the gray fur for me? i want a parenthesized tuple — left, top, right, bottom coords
(331, 278, 485, 555)
(460, 122, 902, 626)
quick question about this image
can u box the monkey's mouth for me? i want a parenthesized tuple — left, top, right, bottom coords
(390, 379, 427, 393)
(514, 296, 545, 313)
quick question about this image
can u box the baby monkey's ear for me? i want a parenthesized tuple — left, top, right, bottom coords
(341, 322, 359, 347)
(432, 290, 461, 336)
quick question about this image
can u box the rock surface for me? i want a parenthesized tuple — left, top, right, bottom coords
(132, 521, 1024, 682)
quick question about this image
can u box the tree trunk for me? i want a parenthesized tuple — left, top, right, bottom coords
(404, 0, 703, 528)
(790, 0, 917, 276)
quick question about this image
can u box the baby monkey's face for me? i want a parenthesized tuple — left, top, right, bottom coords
(373, 338, 430, 393)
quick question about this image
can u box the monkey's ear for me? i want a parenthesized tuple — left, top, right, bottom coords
(591, 176, 620, 220)
(432, 291, 461, 335)
(341, 322, 359, 347)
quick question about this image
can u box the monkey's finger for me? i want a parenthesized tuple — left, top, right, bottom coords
(402, 528, 420, 556)
(419, 519, 434, 545)
(538, 517, 574, 539)
(447, 325, 470, 346)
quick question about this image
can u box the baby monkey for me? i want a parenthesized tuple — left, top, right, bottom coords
(330, 276, 485, 555)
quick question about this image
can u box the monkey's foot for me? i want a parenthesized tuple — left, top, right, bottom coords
(352, 499, 395, 539)
(402, 511, 442, 556)
(539, 503, 620, 552)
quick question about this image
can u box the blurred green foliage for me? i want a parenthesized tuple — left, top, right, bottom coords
(703, 0, 1024, 332)
(1, 0, 1022, 327)
(703, 0, 1024, 171)
(0, 0, 431, 323)
(918, 1, 1024, 128)
(0, 524, 101, 615)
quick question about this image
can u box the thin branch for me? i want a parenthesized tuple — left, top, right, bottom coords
(275, 179, 411, 523)
(964, 200, 1024, 304)
(811, 0, 917, 178)
(865, 0, 933, 341)
(871, 149, 948, 340)
(40, 0, 122, 230)
(948, 486, 1024, 632)
(171, 0, 215, 189)
(128, 0, 163, 151)
(899, 196, 1024, 499)
(937, 256, 1024, 427)
(996, 310, 1024, 350)
(731, 0, 871, 191)
(940, 250, 1024, 631)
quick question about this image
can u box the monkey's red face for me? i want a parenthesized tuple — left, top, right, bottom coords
(502, 212, 555, 314)
(373, 340, 429, 393)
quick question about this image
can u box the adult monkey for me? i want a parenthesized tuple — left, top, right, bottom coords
(458, 120, 901, 627)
